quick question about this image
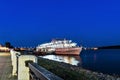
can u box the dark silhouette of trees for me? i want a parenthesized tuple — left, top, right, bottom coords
(5, 42, 14, 48)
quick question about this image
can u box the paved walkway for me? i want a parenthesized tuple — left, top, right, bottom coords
(0, 52, 17, 80)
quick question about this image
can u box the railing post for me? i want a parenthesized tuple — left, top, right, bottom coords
(10, 49, 21, 76)
(18, 55, 37, 80)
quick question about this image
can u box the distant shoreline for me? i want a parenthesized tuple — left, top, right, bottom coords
(98, 45, 120, 49)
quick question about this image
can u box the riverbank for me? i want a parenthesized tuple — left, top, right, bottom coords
(38, 57, 120, 80)
(0, 52, 17, 80)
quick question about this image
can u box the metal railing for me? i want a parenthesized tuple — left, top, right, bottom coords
(29, 63, 63, 80)
(11, 50, 63, 80)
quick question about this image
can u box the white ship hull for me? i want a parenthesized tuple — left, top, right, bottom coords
(55, 47, 82, 55)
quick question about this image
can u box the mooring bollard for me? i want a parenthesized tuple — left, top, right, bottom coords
(18, 55, 37, 80)
(10, 49, 21, 76)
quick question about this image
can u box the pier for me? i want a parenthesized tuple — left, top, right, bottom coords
(0, 50, 120, 80)
(0, 50, 63, 80)
(0, 52, 17, 80)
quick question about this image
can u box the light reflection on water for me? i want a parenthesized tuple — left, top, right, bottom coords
(39, 55, 81, 65)
(39, 49, 120, 75)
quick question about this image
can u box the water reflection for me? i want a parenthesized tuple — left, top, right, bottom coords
(39, 55, 81, 65)
(39, 49, 120, 75)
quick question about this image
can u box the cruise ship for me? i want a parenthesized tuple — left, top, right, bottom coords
(36, 39, 82, 55)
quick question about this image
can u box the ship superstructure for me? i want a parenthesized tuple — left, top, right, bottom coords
(36, 39, 82, 55)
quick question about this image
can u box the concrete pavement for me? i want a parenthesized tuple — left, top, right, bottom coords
(0, 52, 17, 80)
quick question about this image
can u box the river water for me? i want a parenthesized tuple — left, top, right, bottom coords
(39, 49, 120, 75)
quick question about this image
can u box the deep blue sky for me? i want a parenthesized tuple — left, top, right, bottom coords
(0, 0, 120, 47)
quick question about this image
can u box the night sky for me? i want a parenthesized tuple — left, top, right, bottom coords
(0, 0, 120, 47)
